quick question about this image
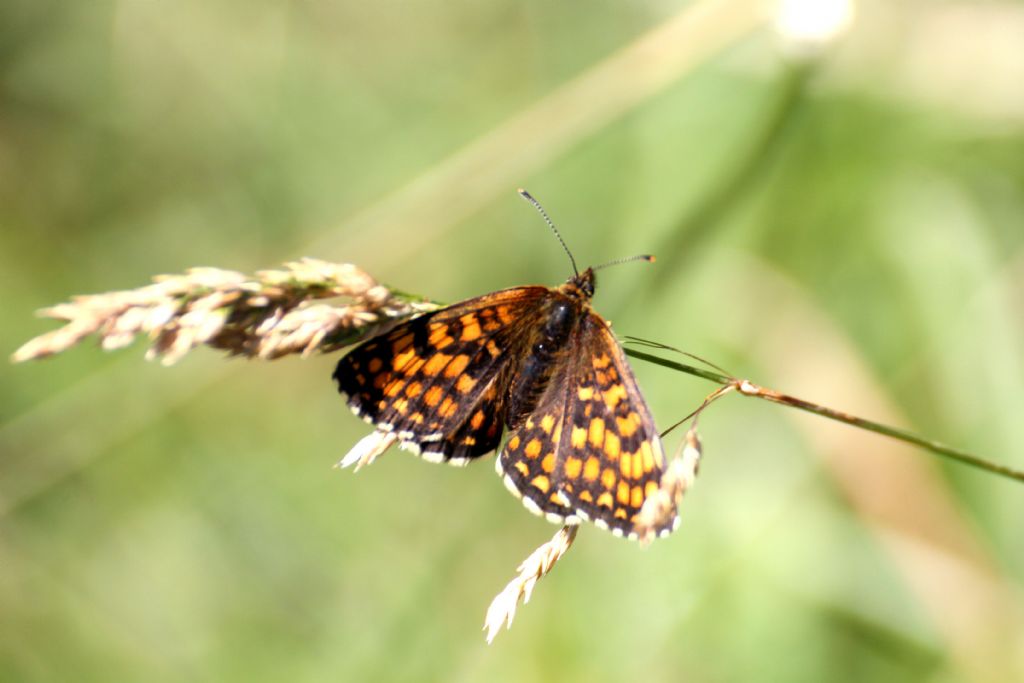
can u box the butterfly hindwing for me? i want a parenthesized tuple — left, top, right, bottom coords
(497, 314, 676, 538)
(333, 287, 548, 464)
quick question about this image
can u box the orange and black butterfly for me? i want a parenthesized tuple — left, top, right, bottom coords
(332, 191, 678, 540)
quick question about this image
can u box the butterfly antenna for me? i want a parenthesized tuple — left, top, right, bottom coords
(592, 254, 656, 271)
(518, 189, 578, 277)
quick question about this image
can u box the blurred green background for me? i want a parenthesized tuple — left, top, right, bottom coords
(3, 0, 1023, 681)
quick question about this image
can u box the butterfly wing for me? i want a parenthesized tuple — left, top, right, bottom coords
(333, 287, 549, 464)
(496, 313, 677, 538)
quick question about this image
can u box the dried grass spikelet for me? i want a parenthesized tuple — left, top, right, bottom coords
(12, 259, 436, 365)
(633, 424, 703, 545)
(335, 430, 398, 472)
(484, 524, 579, 644)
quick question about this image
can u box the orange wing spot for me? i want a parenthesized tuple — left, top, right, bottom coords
(639, 441, 655, 473)
(463, 436, 477, 446)
(456, 374, 476, 394)
(571, 427, 587, 449)
(579, 490, 594, 503)
(577, 386, 594, 401)
(604, 432, 621, 461)
(540, 415, 555, 434)
(439, 397, 457, 418)
(583, 457, 600, 482)
(616, 413, 639, 438)
(601, 385, 628, 409)
(427, 325, 455, 349)
(631, 486, 644, 509)
(583, 404, 593, 417)
(614, 508, 628, 520)
(392, 347, 417, 372)
(444, 354, 470, 378)
(524, 438, 542, 459)
(391, 333, 414, 352)
(620, 453, 632, 478)
(564, 456, 582, 479)
(601, 468, 617, 490)
(508, 435, 521, 451)
(541, 453, 555, 474)
(470, 410, 486, 430)
(423, 353, 453, 376)
(588, 417, 605, 448)
(410, 412, 425, 424)
(405, 381, 423, 397)
(531, 475, 550, 493)
(596, 492, 614, 508)
(514, 461, 529, 476)
(496, 305, 514, 325)
(595, 371, 608, 386)
(485, 340, 501, 357)
(367, 358, 383, 373)
(424, 386, 443, 407)
(373, 373, 390, 390)
(645, 481, 659, 499)
(592, 353, 611, 369)
(634, 445, 648, 478)
(393, 398, 409, 415)
(482, 318, 502, 333)
(354, 374, 366, 385)
(616, 483, 629, 507)
(459, 314, 482, 341)
(384, 380, 404, 397)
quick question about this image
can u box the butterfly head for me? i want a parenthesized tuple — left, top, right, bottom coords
(560, 267, 596, 301)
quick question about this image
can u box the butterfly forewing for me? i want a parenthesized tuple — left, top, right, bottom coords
(496, 314, 676, 538)
(333, 287, 548, 463)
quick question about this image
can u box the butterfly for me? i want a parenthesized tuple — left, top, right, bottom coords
(332, 192, 679, 540)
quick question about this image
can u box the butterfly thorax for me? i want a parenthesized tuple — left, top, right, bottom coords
(505, 269, 596, 428)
